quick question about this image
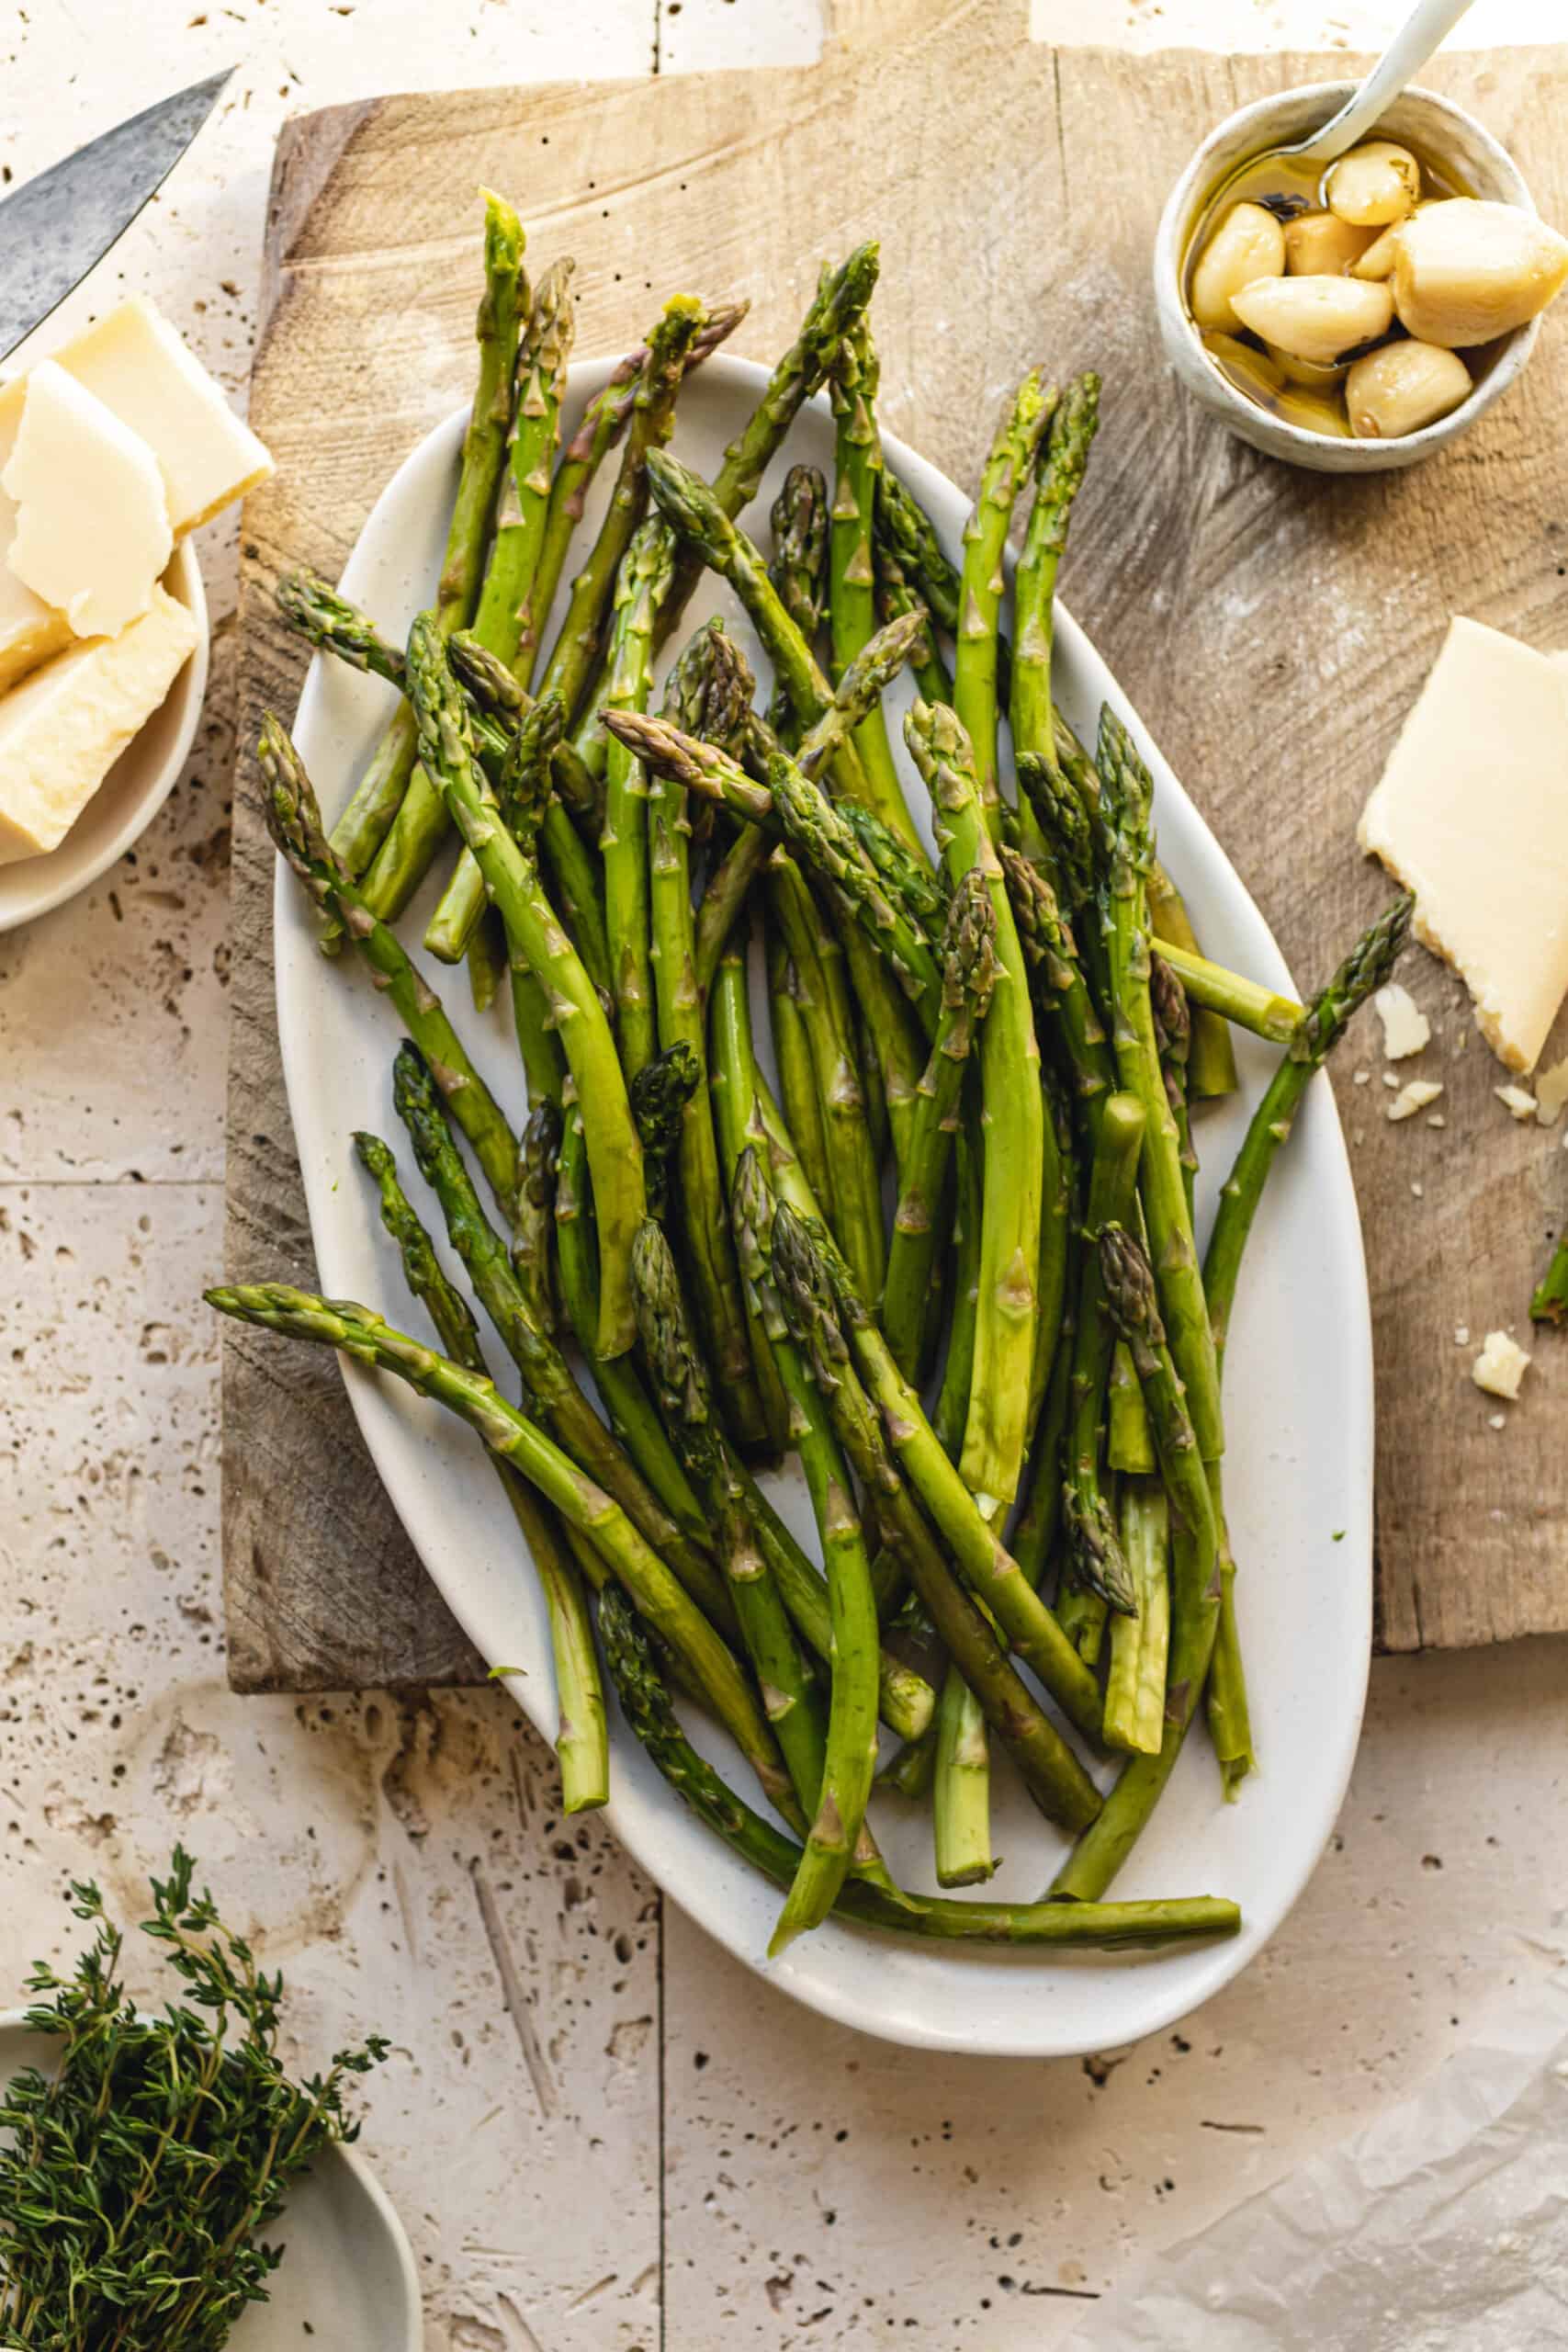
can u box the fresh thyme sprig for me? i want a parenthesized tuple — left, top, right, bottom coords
(0, 1849, 389, 2350)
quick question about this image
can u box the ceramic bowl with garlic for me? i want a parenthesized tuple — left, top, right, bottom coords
(1154, 82, 1566, 473)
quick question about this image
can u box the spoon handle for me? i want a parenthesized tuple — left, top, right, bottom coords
(1301, 0, 1479, 164)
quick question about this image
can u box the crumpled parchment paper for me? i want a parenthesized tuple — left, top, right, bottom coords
(1064, 1965, 1568, 2351)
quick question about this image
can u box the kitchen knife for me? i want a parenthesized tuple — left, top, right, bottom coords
(0, 71, 232, 364)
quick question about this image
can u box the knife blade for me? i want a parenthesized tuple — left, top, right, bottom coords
(0, 71, 233, 365)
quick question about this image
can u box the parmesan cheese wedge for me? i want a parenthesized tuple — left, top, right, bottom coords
(0, 586, 198, 863)
(3, 363, 172, 639)
(0, 298, 271, 690)
(1359, 616, 1568, 1073)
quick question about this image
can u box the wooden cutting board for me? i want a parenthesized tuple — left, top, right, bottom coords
(222, 4, 1568, 1690)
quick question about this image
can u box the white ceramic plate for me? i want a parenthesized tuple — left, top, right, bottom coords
(0, 541, 209, 933)
(276, 355, 1373, 2057)
(0, 2009, 421, 2347)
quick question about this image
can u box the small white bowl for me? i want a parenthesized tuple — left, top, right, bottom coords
(0, 537, 209, 933)
(1154, 81, 1542, 472)
(0, 2006, 422, 2348)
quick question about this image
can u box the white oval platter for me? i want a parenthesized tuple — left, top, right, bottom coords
(276, 353, 1372, 2057)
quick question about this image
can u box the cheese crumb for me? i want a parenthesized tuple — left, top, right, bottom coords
(1353, 1069, 1371, 1086)
(1495, 1084, 1539, 1120)
(1382, 1070, 1401, 1090)
(1374, 982, 1431, 1060)
(1489, 1412, 1506, 1430)
(1472, 1329, 1531, 1400)
(1454, 1325, 1470, 1345)
(1427, 1113, 1447, 1127)
(1534, 1057, 1568, 1125)
(1411, 1181, 1424, 1198)
(1387, 1079, 1443, 1121)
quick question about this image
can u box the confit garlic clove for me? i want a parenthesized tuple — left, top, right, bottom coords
(1190, 201, 1288, 332)
(1353, 198, 1444, 283)
(1325, 141, 1421, 229)
(1347, 340, 1472, 438)
(1392, 199, 1568, 346)
(1229, 273, 1394, 365)
(1285, 209, 1382, 277)
(1472, 1329, 1530, 1401)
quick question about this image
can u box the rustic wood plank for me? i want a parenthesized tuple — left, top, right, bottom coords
(223, 16, 1568, 1686)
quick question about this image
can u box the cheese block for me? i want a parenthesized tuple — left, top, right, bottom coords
(0, 297, 272, 690)
(0, 585, 198, 863)
(3, 362, 173, 639)
(1359, 616, 1568, 1073)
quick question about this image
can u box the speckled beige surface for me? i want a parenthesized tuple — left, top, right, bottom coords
(2, 4, 1566, 2345)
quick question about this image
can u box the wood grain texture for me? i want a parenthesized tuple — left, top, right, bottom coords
(223, 9, 1568, 1685)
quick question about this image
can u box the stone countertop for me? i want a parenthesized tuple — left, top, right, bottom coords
(1, 4, 1565, 2345)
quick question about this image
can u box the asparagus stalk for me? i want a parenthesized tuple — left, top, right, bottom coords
(600, 519, 672, 1079)
(326, 192, 525, 882)
(355, 1130, 607, 1811)
(732, 1150, 883, 1950)
(632, 1221, 822, 1831)
(1153, 935, 1306, 1045)
(1010, 373, 1100, 786)
(513, 1099, 564, 1335)
(391, 1038, 730, 1630)
(874, 531, 953, 707)
(256, 714, 520, 1224)
(1147, 862, 1240, 1098)
(773, 1204, 1105, 1750)
(603, 1589, 1242, 1949)
(473, 258, 576, 676)
(954, 372, 1056, 840)
(1201, 895, 1413, 1795)
(1049, 1227, 1221, 1902)
(1532, 1236, 1568, 1326)
(649, 622, 775, 1448)
(404, 621, 646, 1355)
(766, 913, 838, 1225)
(771, 1207, 1101, 1834)
(1104, 1478, 1170, 1758)
(209, 1283, 792, 1810)
(1150, 950, 1198, 1223)
(826, 319, 921, 854)
(905, 699, 1048, 1514)
(688, 607, 929, 997)
(881, 872, 998, 1381)
(932, 1667, 997, 1888)
(767, 462, 829, 736)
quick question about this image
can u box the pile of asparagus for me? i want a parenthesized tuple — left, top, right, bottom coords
(211, 192, 1412, 1960)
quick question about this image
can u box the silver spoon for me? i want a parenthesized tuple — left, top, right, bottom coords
(1278, 0, 1481, 169)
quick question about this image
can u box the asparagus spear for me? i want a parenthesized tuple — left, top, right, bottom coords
(404, 619, 646, 1356)
(881, 872, 998, 1381)
(1104, 1478, 1170, 1759)
(1010, 374, 1100, 787)
(275, 569, 407, 688)
(1151, 950, 1198, 1223)
(1153, 936, 1306, 1045)
(533, 295, 705, 730)
(707, 936, 935, 1747)
(839, 796, 950, 938)
(877, 468, 963, 633)
(771, 1207, 1101, 1834)
(1147, 862, 1240, 1098)
(905, 699, 1048, 1515)
(687, 606, 929, 997)
(874, 531, 953, 707)
(607, 711, 943, 1030)
(766, 913, 837, 1225)
(603, 1589, 1242, 1949)
(767, 462, 829, 736)
(326, 192, 525, 883)
(391, 1038, 730, 1631)
(513, 1099, 564, 1336)
(256, 714, 520, 1224)
(355, 1130, 607, 1811)
(732, 1149, 883, 1950)
(954, 372, 1056, 841)
(1201, 895, 1413, 1795)
(932, 1665, 997, 1888)
(1532, 1236, 1568, 1326)
(826, 318, 919, 851)
(632, 1220, 822, 1831)
(773, 1205, 1104, 1750)
(209, 1283, 792, 1811)
(601, 519, 672, 1080)
(1049, 1227, 1221, 1903)
(473, 258, 576, 677)
(649, 622, 775, 1448)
